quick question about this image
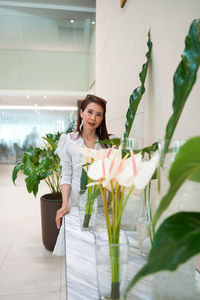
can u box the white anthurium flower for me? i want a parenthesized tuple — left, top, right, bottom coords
(87, 147, 124, 189)
(75, 145, 118, 166)
(75, 146, 98, 165)
(116, 151, 160, 194)
(87, 158, 111, 181)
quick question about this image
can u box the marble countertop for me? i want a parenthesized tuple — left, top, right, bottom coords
(64, 207, 200, 300)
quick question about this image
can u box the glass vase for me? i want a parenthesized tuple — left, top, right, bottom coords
(94, 230, 129, 300)
(120, 137, 144, 231)
(156, 139, 200, 226)
(136, 179, 158, 259)
(121, 194, 140, 231)
(78, 191, 97, 231)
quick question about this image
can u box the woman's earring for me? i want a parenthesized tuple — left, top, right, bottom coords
(79, 119, 83, 131)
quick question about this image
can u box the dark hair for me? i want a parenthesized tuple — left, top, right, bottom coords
(75, 94, 110, 148)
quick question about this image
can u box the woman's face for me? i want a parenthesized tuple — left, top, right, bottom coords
(80, 102, 104, 131)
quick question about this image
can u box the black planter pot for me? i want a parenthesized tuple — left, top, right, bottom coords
(40, 193, 62, 252)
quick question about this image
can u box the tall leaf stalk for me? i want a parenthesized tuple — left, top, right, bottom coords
(124, 30, 152, 139)
(161, 19, 200, 165)
(99, 180, 134, 299)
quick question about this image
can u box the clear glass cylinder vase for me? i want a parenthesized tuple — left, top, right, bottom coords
(121, 194, 140, 231)
(120, 137, 144, 232)
(78, 191, 97, 231)
(156, 139, 200, 226)
(136, 180, 157, 259)
(94, 230, 129, 300)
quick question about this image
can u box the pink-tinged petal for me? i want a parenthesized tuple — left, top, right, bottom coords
(130, 149, 137, 176)
(117, 153, 129, 174)
(134, 152, 159, 190)
(109, 151, 118, 174)
(102, 160, 106, 178)
(107, 147, 113, 158)
(87, 158, 111, 181)
(116, 152, 159, 190)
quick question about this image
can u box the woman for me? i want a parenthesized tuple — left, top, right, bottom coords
(53, 94, 111, 255)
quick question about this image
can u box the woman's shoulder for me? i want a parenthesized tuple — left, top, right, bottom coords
(59, 131, 79, 142)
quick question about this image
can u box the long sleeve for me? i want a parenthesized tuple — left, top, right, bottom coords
(57, 133, 72, 186)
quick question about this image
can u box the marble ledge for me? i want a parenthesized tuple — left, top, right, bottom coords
(64, 208, 200, 300)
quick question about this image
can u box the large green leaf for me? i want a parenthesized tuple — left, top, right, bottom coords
(124, 30, 152, 139)
(12, 162, 23, 184)
(25, 172, 38, 194)
(161, 19, 200, 165)
(80, 167, 89, 195)
(124, 211, 200, 297)
(23, 157, 37, 176)
(153, 136, 200, 228)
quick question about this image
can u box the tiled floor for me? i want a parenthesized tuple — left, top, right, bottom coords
(0, 165, 66, 300)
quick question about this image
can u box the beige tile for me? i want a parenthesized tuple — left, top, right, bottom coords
(0, 257, 60, 295)
(0, 215, 23, 266)
(6, 231, 53, 260)
(0, 164, 65, 299)
(0, 291, 60, 300)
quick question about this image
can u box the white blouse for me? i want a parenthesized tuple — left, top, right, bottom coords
(56, 132, 101, 207)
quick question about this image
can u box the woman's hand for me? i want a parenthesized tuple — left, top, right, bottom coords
(55, 203, 70, 229)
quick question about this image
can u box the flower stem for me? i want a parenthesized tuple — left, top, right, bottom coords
(99, 182, 112, 243)
(144, 183, 153, 244)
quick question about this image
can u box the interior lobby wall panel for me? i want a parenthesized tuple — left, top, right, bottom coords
(96, 0, 200, 144)
(0, 50, 89, 91)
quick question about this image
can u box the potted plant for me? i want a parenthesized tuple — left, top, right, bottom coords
(12, 121, 76, 251)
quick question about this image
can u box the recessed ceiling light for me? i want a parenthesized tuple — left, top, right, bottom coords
(43, 95, 47, 99)
(70, 19, 74, 23)
(26, 95, 30, 99)
(92, 21, 95, 25)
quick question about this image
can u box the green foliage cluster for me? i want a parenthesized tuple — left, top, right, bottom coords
(12, 132, 62, 197)
(12, 121, 76, 197)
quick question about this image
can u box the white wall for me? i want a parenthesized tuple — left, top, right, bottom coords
(96, 0, 200, 146)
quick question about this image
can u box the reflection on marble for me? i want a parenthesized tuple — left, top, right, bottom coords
(64, 208, 200, 300)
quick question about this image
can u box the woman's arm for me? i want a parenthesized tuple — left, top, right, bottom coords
(55, 184, 71, 229)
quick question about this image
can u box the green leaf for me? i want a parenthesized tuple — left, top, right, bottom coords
(141, 142, 158, 158)
(25, 173, 38, 194)
(161, 19, 200, 164)
(42, 136, 57, 150)
(80, 167, 88, 194)
(124, 30, 152, 139)
(33, 182, 39, 197)
(124, 212, 200, 297)
(23, 157, 37, 176)
(85, 188, 101, 214)
(96, 138, 121, 147)
(153, 136, 200, 228)
(88, 188, 101, 203)
(12, 162, 22, 184)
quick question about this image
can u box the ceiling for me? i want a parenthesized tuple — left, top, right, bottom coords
(0, 0, 96, 20)
(0, 1, 96, 108)
(0, 90, 88, 107)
